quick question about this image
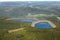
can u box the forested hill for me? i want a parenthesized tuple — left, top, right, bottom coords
(0, 1, 60, 17)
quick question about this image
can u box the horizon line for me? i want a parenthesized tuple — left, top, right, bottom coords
(0, 0, 60, 2)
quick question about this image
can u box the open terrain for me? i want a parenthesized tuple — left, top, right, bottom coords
(0, 17, 60, 40)
(0, 1, 60, 40)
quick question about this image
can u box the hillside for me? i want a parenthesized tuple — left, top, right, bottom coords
(0, 1, 60, 40)
(0, 1, 60, 17)
(0, 17, 60, 40)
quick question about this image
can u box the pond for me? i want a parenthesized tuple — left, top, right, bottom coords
(35, 22, 52, 28)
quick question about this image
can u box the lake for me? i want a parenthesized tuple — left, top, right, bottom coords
(13, 19, 52, 28)
(35, 22, 52, 28)
(14, 19, 37, 22)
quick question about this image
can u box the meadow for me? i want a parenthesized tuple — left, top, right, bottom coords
(0, 17, 60, 40)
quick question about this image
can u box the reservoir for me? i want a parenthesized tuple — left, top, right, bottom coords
(6, 18, 56, 28)
(14, 19, 37, 22)
(35, 22, 52, 28)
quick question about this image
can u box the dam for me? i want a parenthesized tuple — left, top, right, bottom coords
(31, 20, 56, 28)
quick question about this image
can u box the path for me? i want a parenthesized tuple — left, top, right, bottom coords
(8, 28, 24, 33)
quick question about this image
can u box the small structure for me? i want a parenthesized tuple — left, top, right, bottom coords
(31, 20, 56, 28)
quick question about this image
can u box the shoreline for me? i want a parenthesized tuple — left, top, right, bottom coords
(31, 20, 56, 28)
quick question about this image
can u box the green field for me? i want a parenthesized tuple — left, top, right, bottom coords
(0, 17, 60, 40)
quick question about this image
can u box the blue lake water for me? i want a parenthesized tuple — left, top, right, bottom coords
(35, 22, 52, 28)
(14, 19, 36, 22)
(14, 19, 52, 28)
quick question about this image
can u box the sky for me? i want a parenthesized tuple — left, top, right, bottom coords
(0, 0, 60, 2)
